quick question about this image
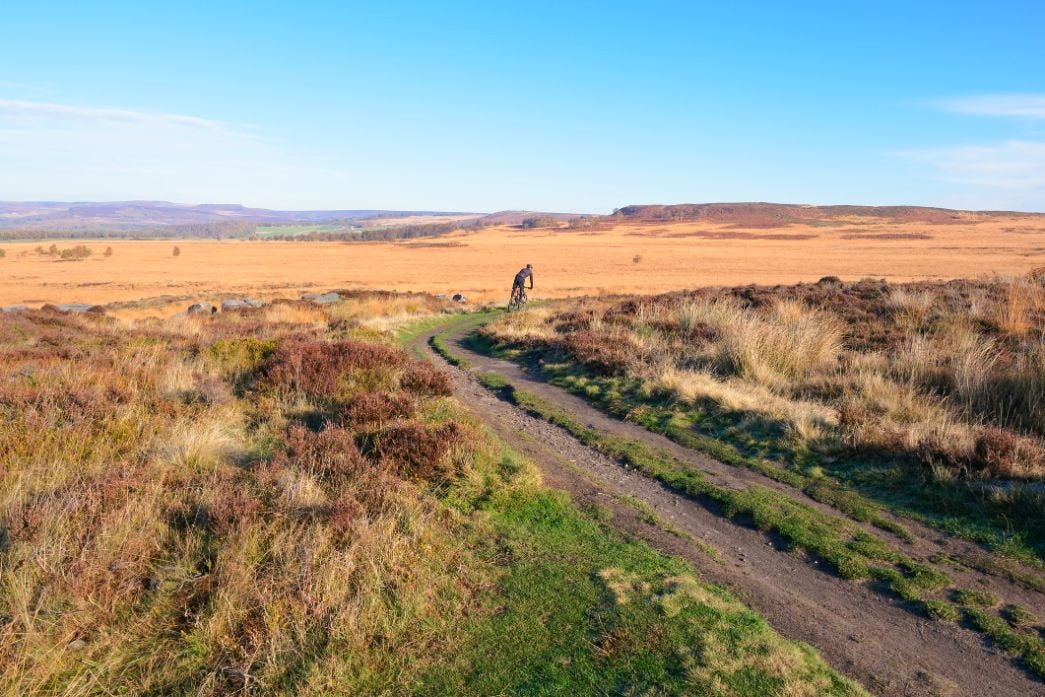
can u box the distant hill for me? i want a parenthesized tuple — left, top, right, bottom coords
(0, 201, 481, 239)
(607, 202, 1045, 227)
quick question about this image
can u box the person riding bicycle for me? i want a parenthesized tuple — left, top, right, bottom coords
(513, 264, 534, 297)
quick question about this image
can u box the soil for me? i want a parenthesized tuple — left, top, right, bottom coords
(412, 320, 1045, 697)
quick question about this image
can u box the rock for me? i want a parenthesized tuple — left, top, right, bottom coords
(186, 303, 216, 315)
(51, 303, 102, 314)
(452, 293, 467, 303)
(301, 292, 342, 305)
(221, 298, 264, 311)
(434, 294, 448, 300)
(0, 304, 28, 313)
(67, 639, 87, 651)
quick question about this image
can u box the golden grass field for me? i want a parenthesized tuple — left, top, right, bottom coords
(1, 213, 1043, 312)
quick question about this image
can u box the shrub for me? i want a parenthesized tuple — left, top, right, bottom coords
(59, 245, 91, 260)
(205, 482, 264, 536)
(0, 248, 5, 258)
(104, 246, 113, 257)
(172, 246, 181, 257)
(339, 390, 415, 427)
(208, 337, 279, 380)
(260, 340, 406, 399)
(275, 424, 366, 478)
(972, 427, 1045, 479)
(560, 330, 636, 375)
(399, 361, 453, 396)
(370, 421, 463, 480)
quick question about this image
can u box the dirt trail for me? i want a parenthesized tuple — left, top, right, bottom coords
(412, 320, 1044, 697)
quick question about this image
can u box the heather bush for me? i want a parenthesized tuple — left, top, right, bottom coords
(370, 421, 463, 480)
(339, 390, 416, 427)
(399, 360, 454, 396)
(274, 424, 367, 478)
(259, 339, 406, 398)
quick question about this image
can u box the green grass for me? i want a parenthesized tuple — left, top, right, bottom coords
(953, 589, 1000, 608)
(963, 608, 1045, 677)
(422, 435, 863, 696)
(393, 313, 469, 350)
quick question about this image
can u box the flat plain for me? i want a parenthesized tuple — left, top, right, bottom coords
(2, 211, 1043, 311)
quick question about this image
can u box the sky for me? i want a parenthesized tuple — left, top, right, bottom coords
(1, 1, 1044, 213)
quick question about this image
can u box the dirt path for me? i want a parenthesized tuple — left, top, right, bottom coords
(412, 319, 1044, 697)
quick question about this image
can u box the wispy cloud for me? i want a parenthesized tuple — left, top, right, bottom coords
(936, 94, 1045, 119)
(0, 97, 352, 207)
(898, 140, 1045, 210)
(0, 98, 248, 134)
(905, 140, 1045, 189)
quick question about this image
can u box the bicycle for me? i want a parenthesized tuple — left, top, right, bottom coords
(508, 285, 528, 312)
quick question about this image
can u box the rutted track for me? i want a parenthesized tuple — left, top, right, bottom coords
(412, 317, 1044, 697)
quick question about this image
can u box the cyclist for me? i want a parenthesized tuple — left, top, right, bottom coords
(513, 264, 534, 298)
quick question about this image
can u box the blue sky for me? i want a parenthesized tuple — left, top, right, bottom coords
(2, 1, 1044, 212)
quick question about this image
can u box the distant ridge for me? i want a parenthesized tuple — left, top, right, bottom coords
(609, 202, 1045, 226)
(0, 201, 479, 231)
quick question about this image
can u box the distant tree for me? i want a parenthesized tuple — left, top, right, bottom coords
(520, 216, 558, 229)
(59, 245, 91, 260)
(48, 244, 58, 256)
(104, 246, 113, 257)
(172, 246, 181, 257)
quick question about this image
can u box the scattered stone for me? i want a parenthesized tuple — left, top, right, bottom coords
(67, 639, 87, 651)
(0, 304, 28, 313)
(221, 298, 264, 311)
(301, 292, 342, 305)
(452, 293, 467, 303)
(186, 303, 217, 315)
(51, 303, 103, 314)
(434, 293, 448, 300)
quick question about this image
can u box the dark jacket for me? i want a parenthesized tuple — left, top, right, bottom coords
(514, 267, 533, 288)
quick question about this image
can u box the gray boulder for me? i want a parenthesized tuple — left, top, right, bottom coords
(452, 293, 467, 303)
(221, 298, 265, 311)
(52, 303, 102, 314)
(0, 305, 28, 313)
(302, 292, 343, 305)
(187, 303, 217, 315)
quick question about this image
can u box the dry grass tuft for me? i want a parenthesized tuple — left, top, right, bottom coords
(161, 410, 244, 469)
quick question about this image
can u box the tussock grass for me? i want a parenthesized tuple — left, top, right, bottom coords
(716, 299, 844, 386)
